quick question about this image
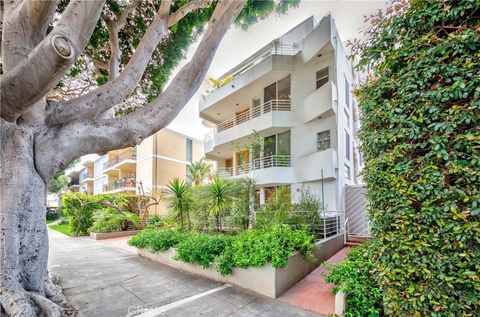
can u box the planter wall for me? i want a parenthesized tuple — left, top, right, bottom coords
(137, 233, 345, 298)
(90, 230, 141, 240)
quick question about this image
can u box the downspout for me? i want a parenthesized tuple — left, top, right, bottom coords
(333, 21, 342, 212)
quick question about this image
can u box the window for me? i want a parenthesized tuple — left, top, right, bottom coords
(263, 75, 291, 111)
(344, 164, 351, 180)
(345, 130, 350, 160)
(316, 67, 329, 89)
(277, 131, 291, 156)
(317, 130, 331, 151)
(186, 165, 192, 184)
(186, 138, 193, 162)
(344, 76, 350, 108)
(344, 108, 350, 128)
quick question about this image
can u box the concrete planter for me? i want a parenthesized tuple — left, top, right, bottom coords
(137, 233, 344, 298)
(90, 230, 141, 240)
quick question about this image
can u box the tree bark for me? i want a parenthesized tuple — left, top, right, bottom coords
(0, 119, 65, 317)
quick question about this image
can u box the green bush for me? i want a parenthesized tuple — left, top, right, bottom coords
(61, 192, 135, 235)
(175, 233, 231, 268)
(324, 241, 383, 317)
(129, 225, 315, 275)
(355, 1, 480, 315)
(216, 225, 315, 275)
(89, 208, 140, 233)
(128, 229, 185, 252)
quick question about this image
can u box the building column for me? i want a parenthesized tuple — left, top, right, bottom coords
(259, 187, 266, 205)
(232, 151, 237, 176)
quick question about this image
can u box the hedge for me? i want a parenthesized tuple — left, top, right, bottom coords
(355, 1, 480, 315)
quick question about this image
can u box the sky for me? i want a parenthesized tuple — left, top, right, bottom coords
(166, 0, 386, 141)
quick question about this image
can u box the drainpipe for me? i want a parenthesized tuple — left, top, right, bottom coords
(333, 23, 342, 212)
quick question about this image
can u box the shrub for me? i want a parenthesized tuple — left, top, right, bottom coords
(89, 208, 140, 233)
(216, 225, 315, 275)
(145, 214, 166, 229)
(355, 1, 480, 315)
(61, 192, 137, 235)
(175, 233, 231, 268)
(128, 229, 185, 252)
(324, 241, 383, 317)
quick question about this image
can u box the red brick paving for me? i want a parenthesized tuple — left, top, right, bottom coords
(279, 247, 351, 316)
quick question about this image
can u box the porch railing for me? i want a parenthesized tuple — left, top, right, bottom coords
(103, 177, 136, 192)
(103, 150, 137, 170)
(216, 155, 291, 178)
(216, 100, 291, 133)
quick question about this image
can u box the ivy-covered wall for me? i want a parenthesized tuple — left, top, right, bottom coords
(356, 0, 479, 315)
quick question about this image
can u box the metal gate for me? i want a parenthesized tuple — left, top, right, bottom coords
(345, 185, 370, 237)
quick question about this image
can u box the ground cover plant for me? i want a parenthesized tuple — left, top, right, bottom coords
(128, 225, 315, 275)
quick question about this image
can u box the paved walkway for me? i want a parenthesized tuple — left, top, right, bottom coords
(48, 229, 325, 317)
(279, 247, 350, 315)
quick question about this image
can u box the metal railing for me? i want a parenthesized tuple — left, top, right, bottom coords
(80, 170, 94, 180)
(314, 210, 345, 240)
(103, 177, 136, 192)
(220, 42, 301, 80)
(216, 100, 291, 133)
(215, 155, 291, 178)
(103, 150, 137, 170)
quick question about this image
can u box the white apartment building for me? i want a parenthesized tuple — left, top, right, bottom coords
(200, 15, 362, 211)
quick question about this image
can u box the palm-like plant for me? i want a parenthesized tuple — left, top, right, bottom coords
(188, 159, 212, 186)
(202, 176, 235, 232)
(164, 178, 192, 230)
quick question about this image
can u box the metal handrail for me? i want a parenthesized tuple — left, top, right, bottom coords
(215, 155, 292, 178)
(103, 150, 137, 170)
(103, 177, 136, 192)
(216, 100, 291, 133)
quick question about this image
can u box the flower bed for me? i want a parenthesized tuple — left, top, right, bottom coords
(129, 225, 345, 297)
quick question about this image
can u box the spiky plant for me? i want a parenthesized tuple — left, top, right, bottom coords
(164, 178, 192, 230)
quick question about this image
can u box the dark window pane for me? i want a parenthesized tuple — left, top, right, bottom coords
(277, 131, 291, 156)
(316, 67, 329, 89)
(186, 138, 193, 162)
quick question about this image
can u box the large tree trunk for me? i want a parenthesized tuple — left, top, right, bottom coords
(0, 119, 65, 316)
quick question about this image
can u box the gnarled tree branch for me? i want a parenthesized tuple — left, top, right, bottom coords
(102, 0, 141, 80)
(36, 0, 246, 180)
(0, 0, 106, 123)
(46, 0, 213, 126)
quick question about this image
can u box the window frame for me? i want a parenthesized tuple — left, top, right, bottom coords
(316, 67, 329, 89)
(317, 130, 331, 152)
(345, 130, 351, 161)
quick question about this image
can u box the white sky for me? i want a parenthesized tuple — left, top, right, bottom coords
(167, 0, 386, 140)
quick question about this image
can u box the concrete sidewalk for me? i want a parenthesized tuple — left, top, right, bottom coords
(48, 229, 324, 317)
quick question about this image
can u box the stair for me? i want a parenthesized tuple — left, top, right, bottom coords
(345, 234, 370, 248)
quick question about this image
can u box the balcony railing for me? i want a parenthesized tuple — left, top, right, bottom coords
(80, 171, 94, 180)
(103, 177, 136, 192)
(216, 100, 291, 133)
(216, 155, 291, 178)
(220, 42, 301, 80)
(103, 150, 137, 170)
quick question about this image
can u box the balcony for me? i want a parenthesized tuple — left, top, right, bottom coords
(295, 148, 337, 182)
(103, 150, 137, 172)
(103, 177, 136, 193)
(200, 43, 298, 112)
(303, 80, 336, 123)
(216, 155, 295, 185)
(80, 170, 94, 182)
(205, 100, 295, 152)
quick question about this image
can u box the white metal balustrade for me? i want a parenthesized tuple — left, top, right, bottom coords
(216, 100, 291, 133)
(215, 155, 291, 178)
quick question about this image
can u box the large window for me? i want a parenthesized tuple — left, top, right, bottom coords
(186, 138, 193, 162)
(317, 130, 331, 151)
(316, 67, 329, 89)
(277, 131, 291, 156)
(344, 76, 350, 108)
(345, 130, 350, 161)
(263, 75, 291, 107)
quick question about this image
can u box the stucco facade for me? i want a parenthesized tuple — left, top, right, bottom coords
(200, 15, 362, 211)
(78, 129, 202, 215)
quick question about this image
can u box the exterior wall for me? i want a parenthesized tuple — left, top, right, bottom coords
(93, 156, 108, 195)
